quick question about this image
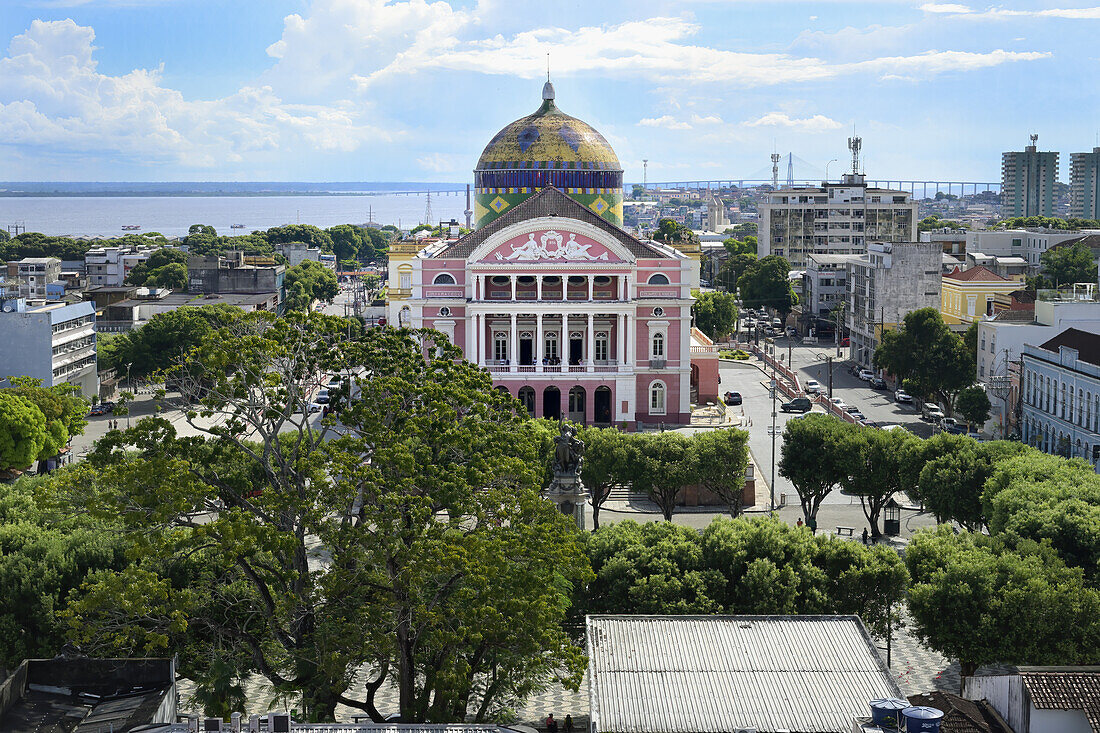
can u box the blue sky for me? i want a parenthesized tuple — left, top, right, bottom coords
(0, 0, 1097, 184)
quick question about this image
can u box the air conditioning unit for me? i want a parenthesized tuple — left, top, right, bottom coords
(267, 712, 292, 733)
(2, 302, 14, 313)
(204, 719, 223, 732)
(734, 729, 758, 733)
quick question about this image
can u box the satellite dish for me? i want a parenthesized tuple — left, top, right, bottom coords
(2, 303, 14, 313)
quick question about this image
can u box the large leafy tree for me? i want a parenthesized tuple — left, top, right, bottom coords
(1040, 240, 1096, 287)
(263, 224, 334, 251)
(2, 378, 88, 461)
(283, 260, 339, 312)
(0, 391, 48, 471)
(738, 255, 797, 319)
(124, 248, 189, 287)
(874, 308, 973, 411)
(838, 426, 920, 539)
(577, 426, 630, 530)
(109, 304, 242, 379)
(717, 253, 757, 292)
(652, 218, 699, 249)
(692, 291, 739, 340)
(692, 428, 750, 517)
(0, 475, 127, 671)
(955, 385, 991, 429)
(577, 517, 907, 640)
(913, 436, 1028, 530)
(779, 414, 851, 530)
(907, 528, 1100, 679)
(56, 314, 590, 722)
(628, 431, 696, 521)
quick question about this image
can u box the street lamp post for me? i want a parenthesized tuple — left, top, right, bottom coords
(125, 362, 132, 429)
(824, 158, 839, 183)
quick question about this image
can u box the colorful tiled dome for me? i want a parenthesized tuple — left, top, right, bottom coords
(473, 82, 624, 229)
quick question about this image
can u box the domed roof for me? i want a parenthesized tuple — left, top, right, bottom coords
(475, 83, 621, 172)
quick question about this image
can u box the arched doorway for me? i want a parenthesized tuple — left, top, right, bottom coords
(518, 386, 536, 415)
(568, 385, 586, 423)
(543, 386, 562, 421)
(594, 386, 612, 425)
(690, 363, 700, 403)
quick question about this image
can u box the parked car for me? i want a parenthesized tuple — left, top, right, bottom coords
(840, 337, 851, 347)
(869, 376, 887, 390)
(804, 379, 823, 394)
(88, 403, 112, 416)
(723, 391, 742, 406)
(781, 397, 813, 413)
(771, 318, 782, 328)
(922, 402, 945, 421)
(829, 396, 847, 409)
(895, 389, 913, 403)
(307, 402, 323, 413)
(857, 369, 875, 381)
(940, 417, 967, 435)
(786, 327, 798, 337)
(314, 388, 330, 405)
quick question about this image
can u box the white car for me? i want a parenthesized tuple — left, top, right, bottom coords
(829, 397, 847, 410)
(895, 389, 914, 403)
(804, 379, 823, 394)
(857, 369, 875, 381)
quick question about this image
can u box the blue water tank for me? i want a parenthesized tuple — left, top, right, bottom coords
(869, 698, 910, 728)
(902, 706, 944, 733)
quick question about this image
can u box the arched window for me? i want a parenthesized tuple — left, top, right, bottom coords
(650, 381, 666, 415)
(432, 272, 455, 285)
(1079, 388, 1085, 425)
(647, 273, 670, 285)
(651, 332, 665, 359)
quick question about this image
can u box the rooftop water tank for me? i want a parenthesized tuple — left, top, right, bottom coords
(870, 698, 910, 728)
(902, 706, 944, 733)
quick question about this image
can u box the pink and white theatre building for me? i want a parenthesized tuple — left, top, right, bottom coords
(388, 187, 715, 428)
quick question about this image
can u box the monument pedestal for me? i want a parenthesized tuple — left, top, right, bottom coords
(546, 475, 587, 530)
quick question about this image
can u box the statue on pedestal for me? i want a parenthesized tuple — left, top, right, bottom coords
(546, 420, 588, 528)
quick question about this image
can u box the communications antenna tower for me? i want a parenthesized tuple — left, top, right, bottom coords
(770, 153, 781, 188)
(847, 135, 862, 175)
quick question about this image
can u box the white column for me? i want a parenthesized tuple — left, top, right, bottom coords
(617, 313, 626, 367)
(537, 275, 543, 301)
(562, 275, 568, 301)
(476, 313, 484, 366)
(587, 275, 594, 301)
(625, 312, 634, 367)
(510, 313, 518, 372)
(510, 276, 517, 301)
(587, 313, 595, 370)
(536, 313, 544, 372)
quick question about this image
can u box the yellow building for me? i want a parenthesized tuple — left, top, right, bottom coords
(941, 266, 1025, 325)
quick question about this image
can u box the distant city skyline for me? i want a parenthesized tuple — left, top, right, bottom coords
(0, 0, 1098, 183)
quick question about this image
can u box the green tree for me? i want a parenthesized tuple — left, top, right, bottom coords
(717, 253, 757, 292)
(57, 315, 591, 722)
(145, 262, 187, 290)
(722, 235, 757, 257)
(838, 426, 920, 539)
(738, 255, 797, 319)
(0, 391, 48, 471)
(779, 414, 852, 530)
(283, 260, 339, 312)
(110, 304, 242, 379)
(692, 291, 739, 340)
(631, 184, 644, 199)
(913, 436, 1028, 530)
(692, 428, 750, 517)
(326, 224, 367, 262)
(652, 218, 699, 249)
(918, 214, 964, 232)
(874, 308, 973, 411)
(955, 385, 991, 429)
(262, 224, 334, 251)
(3, 378, 88, 461)
(577, 426, 630, 530)
(125, 248, 189, 286)
(907, 528, 1100, 678)
(0, 475, 128, 670)
(628, 431, 696, 521)
(1040, 241, 1096, 287)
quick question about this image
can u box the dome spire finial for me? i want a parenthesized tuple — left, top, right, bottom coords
(542, 52, 554, 101)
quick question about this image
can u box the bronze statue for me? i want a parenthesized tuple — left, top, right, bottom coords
(552, 420, 584, 477)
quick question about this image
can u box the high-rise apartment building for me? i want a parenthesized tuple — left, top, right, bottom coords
(1070, 147, 1100, 220)
(1002, 135, 1059, 217)
(758, 173, 918, 269)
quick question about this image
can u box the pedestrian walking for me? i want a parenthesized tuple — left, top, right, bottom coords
(796, 518, 804, 528)
(547, 714, 558, 733)
(861, 528, 869, 545)
(564, 715, 573, 733)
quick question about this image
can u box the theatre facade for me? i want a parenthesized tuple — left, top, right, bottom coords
(387, 82, 716, 428)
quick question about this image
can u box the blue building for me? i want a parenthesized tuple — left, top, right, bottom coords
(1020, 327, 1100, 469)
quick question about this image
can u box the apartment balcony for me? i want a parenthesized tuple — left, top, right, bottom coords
(485, 361, 635, 376)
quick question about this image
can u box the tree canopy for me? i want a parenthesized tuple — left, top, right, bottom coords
(104, 304, 243, 379)
(1040, 241, 1096, 288)
(738, 255, 797, 319)
(124, 248, 189, 288)
(955, 385, 991, 428)
(874, 308, 973, 410)
(283, 260, 339, 312)
(53, 314, 591, 722)
(652, 219, 699, 249)
(779, 414, 852, 529)
(692, 290, 738, 340)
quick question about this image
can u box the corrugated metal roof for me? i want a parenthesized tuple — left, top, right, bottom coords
(586, 615, 902, 733)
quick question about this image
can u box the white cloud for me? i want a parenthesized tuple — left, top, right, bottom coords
(416, 152, 465, 172)
(920, 3, 1100, 19)
(0, 19, 387, 168)
(638, 115, 692, 130)
(691, 114, 724, 125)
(743, 112, 843, 131)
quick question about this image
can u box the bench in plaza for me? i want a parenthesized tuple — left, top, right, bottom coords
(835, 526, 855, 537)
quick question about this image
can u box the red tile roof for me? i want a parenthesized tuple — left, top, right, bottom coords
(944, 266, 1012, 283)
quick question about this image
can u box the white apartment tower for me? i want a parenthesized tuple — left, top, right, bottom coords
(1002, 134, 1059, 218)
(1070, 147, 1100, 220)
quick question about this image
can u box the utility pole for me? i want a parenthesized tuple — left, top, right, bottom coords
(826, 356, 834, 398)
(770, 368, 778, 513)
(643, 160, 648, 195)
